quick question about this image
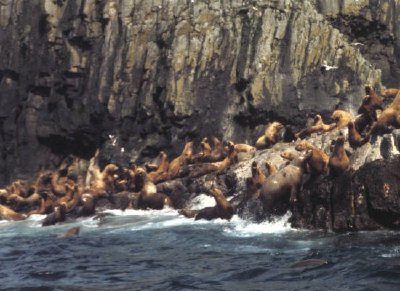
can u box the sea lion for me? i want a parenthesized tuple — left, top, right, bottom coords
(90, 163, 119, 197)
(167, 142, 193, 179)
(8, 189, 42, 213)
(255, 122, 284, 150)
(328, 136, 350, 176)
(295, 114, 336, 139)
(331, 110, 353, 130)
(233, 143, 256, 154)
(209, 186, 234, 220)
(0, 204, 26, 221)
(280, 151, 300, 162)
(42, 204, 67, 226)
(251, 161, 267, 188)
(347, 121, 368, 149)
(26, 197, 46, 216)
(265, 161, 278, 175)
(135, 167, 174, 210)
(382, 88, 400, 99)
(194, 186, 234, 221)
(363, 85, 383, 111)
(295, 140, 329, 174)
(185, 141, 236, 178)
(232, 142, 255, 161)
(73, 193, 96, 217)
(147, 151, 169, 183)
(260, 151, 312, 215)
(49, 171, 69, 196)
(62, 226, 80, 237)
(190, 138, 212, 163)
(367, 103, 400, 136)
(354, 113, 374, 134)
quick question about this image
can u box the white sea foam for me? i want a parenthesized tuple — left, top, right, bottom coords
(188, 194, 216, 210)
(0, 195, 295, 237)
(223, 212, 294, 237)
(381, 246, 400, 258)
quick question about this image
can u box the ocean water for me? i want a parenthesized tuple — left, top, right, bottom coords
(0, 196, 400, 290)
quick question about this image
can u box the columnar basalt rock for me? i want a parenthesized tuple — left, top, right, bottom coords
(0, 0, 390, 186)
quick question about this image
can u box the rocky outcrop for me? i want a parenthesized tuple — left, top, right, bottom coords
(219, 129, 400, 231)
(0, 0, 394, 186)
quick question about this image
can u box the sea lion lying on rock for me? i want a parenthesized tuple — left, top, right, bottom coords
(295, 114, 335, 139)
(256, 122, 284, 150)
(331, 110, 353, 130)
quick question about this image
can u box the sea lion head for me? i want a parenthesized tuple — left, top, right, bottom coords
(272, 121, 284, 130)
(280, 151, 296, 160)
(295, 140, 310, 151)
(314, 114, 322, 124)
(104, 163, 119, 174)
(365, 85, 373, 95)
(223, 141, 235, 154)
(330, 110, 342, 122)
(358, 96, 372, 114)
(182, 141, 194, 156)
(159, 151, 167, 160)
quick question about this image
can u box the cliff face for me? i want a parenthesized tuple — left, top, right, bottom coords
(0, 0, 395, 185)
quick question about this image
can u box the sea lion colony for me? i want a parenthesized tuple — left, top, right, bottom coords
(0, 85, 399, 226)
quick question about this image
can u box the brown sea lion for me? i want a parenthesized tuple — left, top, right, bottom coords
(367, 96, 400, 136)
(42, 204, 67, 226)
(354, 113, 374, 134)
(329, 136, 350, 176)
(347, 121, 368, 149)
(209, 186, 234, 220)
(190, 138, 212, 163)
(265, 161, 278, 176)
(0, 204, 26, 221)
(49, 171, 69, 196)
(295, 140, 329, 174)
(280, 151, 299, 162)
(135, 167, 174, 210)
(251, 161, 267, 188)
(295, 114, 336, 139)
(234, 143, 256, 154)
(147, 151, 170, 183)
(206, 136, 225, 162)
(256, 122, 284, 150)
(90, 163, 119, 197)
(167, 142, 193, 179)
(74, 193, 96, 217)
(7, 180, 30, 198)
(364, 85, 383, 111)
(185, 141, 237, 178)
(382, 88, 400, 99)
(331, 110, 353, 130)
(194, 186, 234, 221)
(26, 197, 46, 216)
(260, 151, 312, 214)
(62, 226, 80, 238)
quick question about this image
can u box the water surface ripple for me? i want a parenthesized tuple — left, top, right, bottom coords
(0, 210, 399, 290)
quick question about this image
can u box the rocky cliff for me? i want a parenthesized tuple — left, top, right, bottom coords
(0, 0, 397, 186)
